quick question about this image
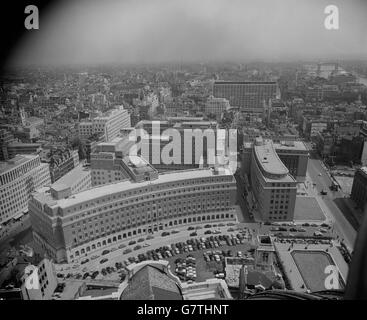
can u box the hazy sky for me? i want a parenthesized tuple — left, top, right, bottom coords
(10, 0, 367, 66)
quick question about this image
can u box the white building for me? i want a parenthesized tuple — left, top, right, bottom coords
(0, 154, 51, 223)
(48, 163, 92, 200)
(78, 106, 131, 142)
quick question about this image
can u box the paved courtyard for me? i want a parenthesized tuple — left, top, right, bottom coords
(274, 241, 348, 293)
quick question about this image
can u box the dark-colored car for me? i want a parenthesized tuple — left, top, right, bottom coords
(128, 240, 136, 245)
(99, 258, 108, 264)
(101, 250, 110, 255)
(204, 230, 212, 235)
(161, 232, 170, 236)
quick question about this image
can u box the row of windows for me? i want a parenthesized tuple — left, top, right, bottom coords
(65, 182, 234, 217)
(70, 212, 235, 259)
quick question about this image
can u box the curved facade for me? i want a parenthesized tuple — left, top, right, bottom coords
(250, 138, 297, 221)
(29, 168, 237, 263)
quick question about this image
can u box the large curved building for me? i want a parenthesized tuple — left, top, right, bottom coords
(250, 138, 297, 221)
(29, 167, 237, 263)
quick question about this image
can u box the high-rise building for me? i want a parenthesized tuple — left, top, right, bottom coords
(213, 81, 277, 112)
(78, 106, 131, 142)
(29, 167, 237, 263)
(250, 138, 297, 221)
(0, 154, 51, 223)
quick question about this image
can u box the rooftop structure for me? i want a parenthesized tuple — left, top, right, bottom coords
(253, 138, 294, 183)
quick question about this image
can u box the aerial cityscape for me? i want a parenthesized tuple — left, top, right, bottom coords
(0, 0, 367, 302)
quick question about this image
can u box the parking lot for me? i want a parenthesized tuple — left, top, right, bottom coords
(56, 226, 257, 283)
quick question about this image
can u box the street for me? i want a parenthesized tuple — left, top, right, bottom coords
(307, 157, 357, 250)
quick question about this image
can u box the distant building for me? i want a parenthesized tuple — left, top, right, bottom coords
(20, 117, 44, 141)
(78, 106, 131, 142)
(135, 119, 231, 171)
(44, 149, 79, 183)
(205, 95, 230, 119)
(351, 167, 367, 210)
(302, 116, 328, 138)
(7, 142, 42, 159)
(0, 154, 51, 223)
(213, 81, 277, 112)
(0, 128, 15, 161)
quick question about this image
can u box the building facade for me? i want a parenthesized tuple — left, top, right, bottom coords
(250, 138, 297, 221)
(29, 168, 237, 263)
(205, 96, 230, 119)
(78, 106, 131, 142)
(213, 81, 277, 112)
(273, 141, 309, 181)
(0, 154, 51, 223)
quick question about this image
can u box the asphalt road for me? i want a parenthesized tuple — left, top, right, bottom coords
(307, 157, 357, 250)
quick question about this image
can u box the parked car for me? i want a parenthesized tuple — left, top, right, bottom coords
(128, 240, 136, 245)
(123, 248, 132, 254)
(99, 258, 108, 264)
(101, 250, 110, 255)
(204, 230, 212, 235)
(190, 232, 197, 237)
(161, 231, 170, 236)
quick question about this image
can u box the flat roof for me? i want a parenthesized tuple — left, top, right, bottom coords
(0, 154, 38, 174)
(51, 164, 90, 191)
(273, 141, 308, 151)
(38, 168, 233, 209)
(254, 140, 289, 177)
